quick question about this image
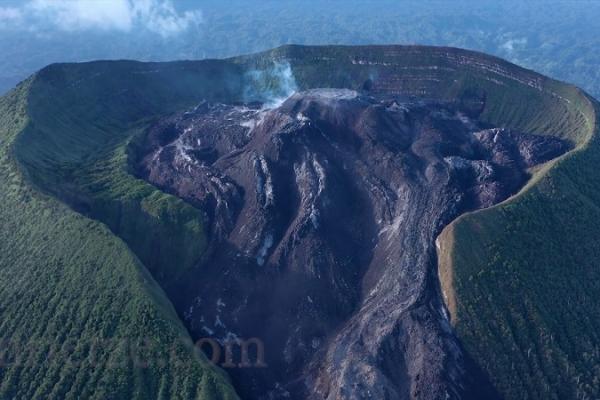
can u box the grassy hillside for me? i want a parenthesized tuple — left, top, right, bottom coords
(15, 60, 244, 287)
(439, 101, 600, 399)
(429, 60, 600, 399)
(0, 71, 241, 398)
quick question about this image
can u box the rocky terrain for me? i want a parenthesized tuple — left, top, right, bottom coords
(137, 88, 569, 400)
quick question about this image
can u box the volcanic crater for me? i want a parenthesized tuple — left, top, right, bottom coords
(137, 88, 569, 400)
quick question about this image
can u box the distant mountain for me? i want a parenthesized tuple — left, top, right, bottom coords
(0, 45, 598, 399)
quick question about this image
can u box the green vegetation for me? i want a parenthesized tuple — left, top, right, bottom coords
(434, 59, 600, 399)
(15, 60, 243, 286)
(443, 108, 600, 399)
(0, 64, 242, 398)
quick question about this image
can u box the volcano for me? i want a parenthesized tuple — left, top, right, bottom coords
(1, 45, 598, 400)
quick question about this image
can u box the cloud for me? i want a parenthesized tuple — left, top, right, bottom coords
(3, 0, 202, 37)
(28, 0, 134, 31)
(132, 0, 202, 37)
(500, 37, 527, 54)
(0, 7, 23, 25)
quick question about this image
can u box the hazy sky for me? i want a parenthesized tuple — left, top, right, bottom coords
(0, 0, 203, 37)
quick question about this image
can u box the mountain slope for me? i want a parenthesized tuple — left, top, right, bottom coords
(0, 45, 597, 399)
(0, 75, 240, 398)
(439, 98, 600, 398)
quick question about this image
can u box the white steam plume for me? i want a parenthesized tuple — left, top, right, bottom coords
(244, 61, 298, 108)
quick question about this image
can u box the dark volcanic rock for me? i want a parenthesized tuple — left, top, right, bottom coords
(137, 89, 569, 400)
